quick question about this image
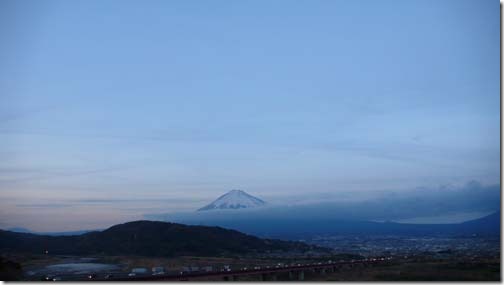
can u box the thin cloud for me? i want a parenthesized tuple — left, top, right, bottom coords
(15, 203, 74, 209)
(0, 106, 59, 125)
(0, 165, 135, 185)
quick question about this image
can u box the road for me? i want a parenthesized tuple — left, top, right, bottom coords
(102, 257, 392, 281)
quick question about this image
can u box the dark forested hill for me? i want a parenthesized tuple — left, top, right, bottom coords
(0, 220, 328, 257)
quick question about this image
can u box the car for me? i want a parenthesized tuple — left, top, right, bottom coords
(128, 273, 136, 277)
(152, 272, 165, 275)
(52, 277, 62, 281)
(88, 274, 96, 279)
(104, 274, 114, 279)
(152, 266, 165, 275)
(42, 275, 54, 281)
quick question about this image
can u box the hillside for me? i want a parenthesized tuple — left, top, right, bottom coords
(0, 221, 328, 257)
(456, 211, 500, 234)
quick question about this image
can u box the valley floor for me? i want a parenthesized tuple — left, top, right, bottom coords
(1, 252, 500, 281)
(310, 258, 500, 281)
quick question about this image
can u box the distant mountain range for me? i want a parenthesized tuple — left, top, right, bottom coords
(150, 211, 500, 239)
(0, 221, 328, 257)
(198, 190, 266, 211)
(6, 227, 95, 236)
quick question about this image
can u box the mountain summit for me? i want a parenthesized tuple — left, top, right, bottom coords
(198, 190, 266, 211)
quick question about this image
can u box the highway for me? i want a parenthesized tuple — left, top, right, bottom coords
(102, 257, 393, 281)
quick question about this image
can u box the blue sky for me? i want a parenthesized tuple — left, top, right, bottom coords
(0, 0, 500, 231)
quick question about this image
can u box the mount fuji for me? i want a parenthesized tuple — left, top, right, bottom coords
(198, 190, 266, 211)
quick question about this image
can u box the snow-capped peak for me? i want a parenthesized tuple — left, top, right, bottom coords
(197, 190, 266, 211)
